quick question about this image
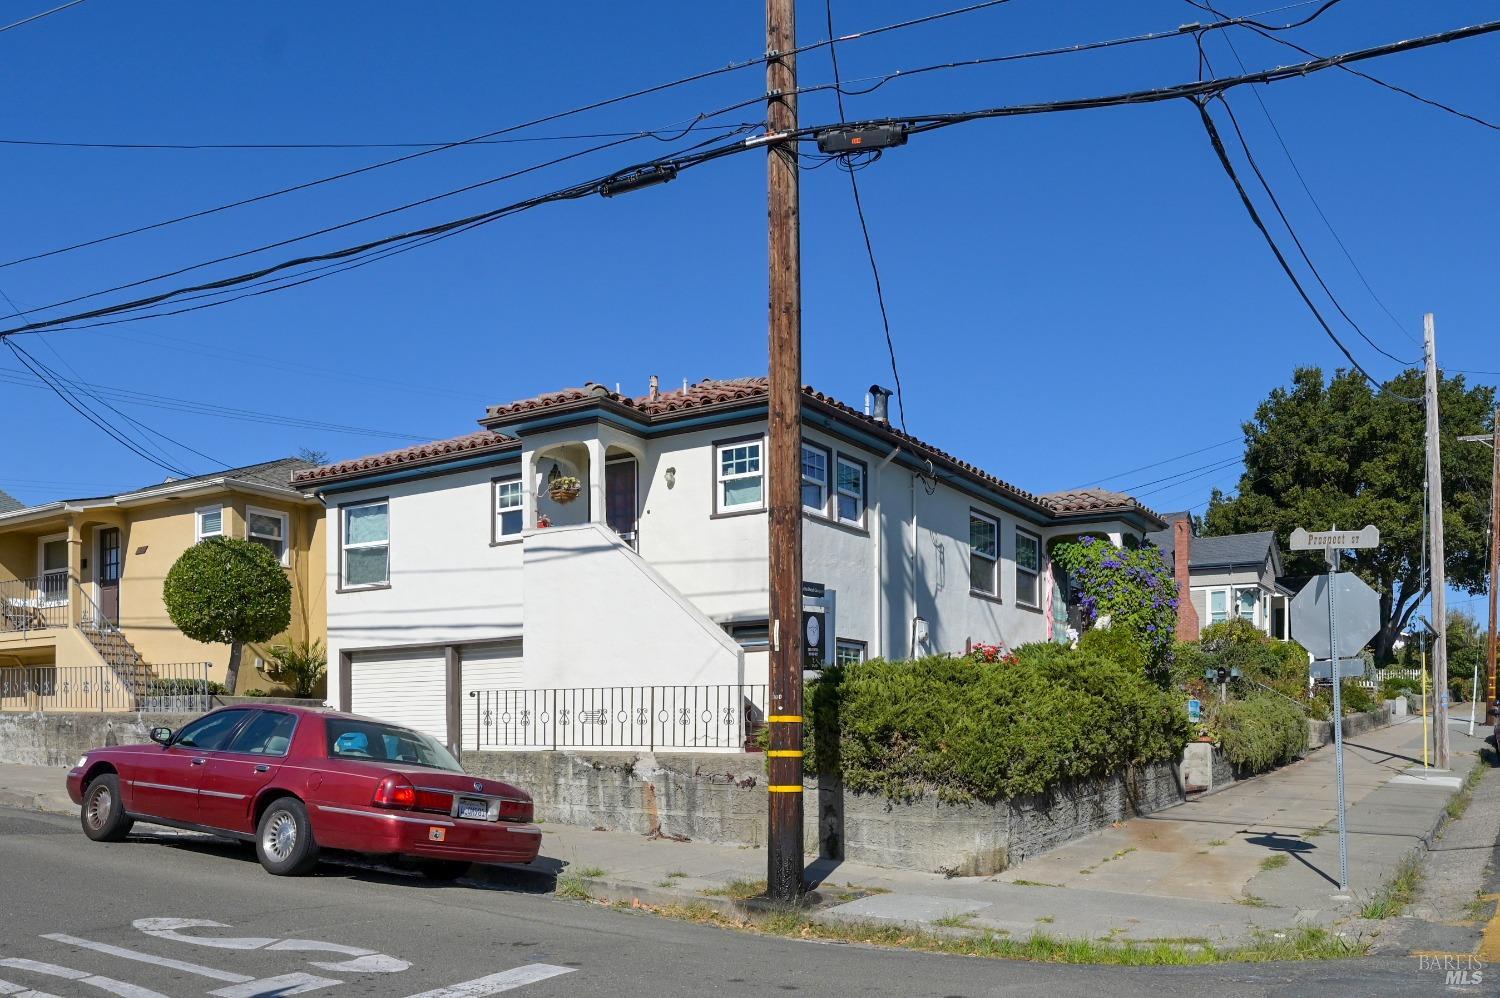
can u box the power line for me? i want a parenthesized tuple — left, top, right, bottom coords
(1072, 436, 1242, 489)
(1134, 457, 1248, 499)
(1122, 455, 1245, 494)
(0, 0, 86, 35)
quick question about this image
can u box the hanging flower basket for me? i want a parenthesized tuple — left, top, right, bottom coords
(548, 476, 582, 504)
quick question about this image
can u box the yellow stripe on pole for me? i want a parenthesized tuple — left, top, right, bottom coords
(766, 750, 803, 758)
(767, 785, 803, 793)
(767, 715, 802, 723)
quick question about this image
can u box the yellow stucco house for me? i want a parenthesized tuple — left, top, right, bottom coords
(0, 458, 325, 704)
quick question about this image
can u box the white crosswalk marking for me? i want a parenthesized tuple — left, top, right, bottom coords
(0, 978, 64, 998)
(41, 935, 253, 983)
(0, 958, 168, 998)
(206, 973, 343, 997)
(402, 964, 575, 997)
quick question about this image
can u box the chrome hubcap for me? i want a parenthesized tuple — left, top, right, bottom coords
(87, 786, 111, 828)
(263, 812, 297, 862)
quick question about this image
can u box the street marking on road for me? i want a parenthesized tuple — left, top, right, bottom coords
(0, 958, 168, 998)
(132, 919, 273, 950)
(131, 919, 409, 973)
(0, 977, 62, 997)
(41, 934, 253, 983)
(1479, 894, 1500, 961)
(206, 973, 342, 997)
(265, 941, 407, 974)
(401, 964, 575, 997)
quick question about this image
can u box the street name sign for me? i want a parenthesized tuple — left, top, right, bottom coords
(1289, 525, 1380, 551)
(1292, 573, 1382, 661)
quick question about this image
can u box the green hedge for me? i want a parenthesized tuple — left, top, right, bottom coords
(803, 645, 1190, 804)
(1379, 676, 1422, 699)
(1212, 694, 1306, 774)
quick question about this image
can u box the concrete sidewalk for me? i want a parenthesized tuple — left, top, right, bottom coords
(3, 712, 1492, 951)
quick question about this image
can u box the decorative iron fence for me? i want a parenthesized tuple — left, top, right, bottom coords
(0, 662, 215, 713)
(467, 684, 768, 752)
(0, 575, 68, 633)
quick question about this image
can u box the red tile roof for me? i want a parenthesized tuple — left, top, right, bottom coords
(297, 377, 1164, 526)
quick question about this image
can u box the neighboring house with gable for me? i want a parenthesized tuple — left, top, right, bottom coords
(0, 459, 326, 703)
(294, 377, 1166, 754)
(1147, 512, 1294, 640)
(0, 490, 21, 516)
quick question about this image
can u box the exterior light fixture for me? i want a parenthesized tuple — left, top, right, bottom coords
(664, 467, 677, 489)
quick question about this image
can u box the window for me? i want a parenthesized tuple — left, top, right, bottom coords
(724, 620, 770, 650)
(225, 711, 297, 756)
(1015, 528, 1042, 608)
(195, 505, 224, 542)
(495, 477, 523, 539)
(835, 639, 866, 667)
(1209, 589, 1228, 624)
(969, 511, 999, 597)
(1237, 588, 1259, 624)
(716, 439, 764, 513)
(39, 537, 68, 602)
(801, 444, 829, 514)
(835, 456, 866, 526)
(342, 500, 390, 588)
(246, 507, 289, 565)
(173, 709, 251, 751)
(325, 717, 462, 772)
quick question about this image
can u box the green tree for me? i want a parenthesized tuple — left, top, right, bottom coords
(1445, 609, 1486, 686)
(1205, 367, 1493, 662)
(163, 536, 292, 693)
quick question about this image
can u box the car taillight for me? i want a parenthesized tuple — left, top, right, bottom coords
(499, 797, 533, 823)
(372, 775, 417, 809)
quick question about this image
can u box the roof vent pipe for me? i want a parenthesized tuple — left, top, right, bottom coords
(869, 384, 892, 424)
(648, 375, 660, 401)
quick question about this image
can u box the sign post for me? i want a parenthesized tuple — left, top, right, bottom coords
(1290, 524, 1381, 896)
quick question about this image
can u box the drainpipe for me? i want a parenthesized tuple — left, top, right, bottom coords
(870, 444, 901, 659)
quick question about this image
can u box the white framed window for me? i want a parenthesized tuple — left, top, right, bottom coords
(801, 444, 829, 515)
(195, 505, 224, 542)
(246, 507, 290, 566)
(1015, 527, 1042, 608)
(1236, 587, 1259, 624)
(724, 619, 770, 650)
(835, 639, 866, 667)
(835, 455, 866, 526)
(1209, 589, 1229, 624)
(341, 500, 390, 589)
(495, 477, 523, 540)
(38, 535, 68, 603)
(969, 510, 999, 597)
(715, 438, 764, 513)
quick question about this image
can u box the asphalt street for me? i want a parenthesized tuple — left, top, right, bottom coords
(0, 807, 1481, 998)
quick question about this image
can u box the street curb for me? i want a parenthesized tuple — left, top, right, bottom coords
(0, 789, 63, 814)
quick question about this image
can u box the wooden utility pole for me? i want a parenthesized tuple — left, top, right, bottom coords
(1489, 407, 1499, 728)
(1424, 313, 1451, 769)
(765, 0, 805, 903)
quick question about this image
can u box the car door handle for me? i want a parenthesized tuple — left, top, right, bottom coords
(254, 765, 270, 773)
(190, 758, 206, 766)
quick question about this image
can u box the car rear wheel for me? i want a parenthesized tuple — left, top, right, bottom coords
(80, 774, 133, 842)
(416, 860, 471, 882)
(255, 798, 319, 876)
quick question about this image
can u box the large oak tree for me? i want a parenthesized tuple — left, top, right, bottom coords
(1205, 367, 1493, 662)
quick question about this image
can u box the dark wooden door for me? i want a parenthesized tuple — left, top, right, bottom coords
(97, 527, 121, 624)
(605, 459, 638, 547)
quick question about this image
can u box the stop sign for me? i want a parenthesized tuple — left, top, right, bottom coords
(1291, 572, 1382, 660)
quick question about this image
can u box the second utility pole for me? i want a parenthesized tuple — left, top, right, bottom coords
(765, 0, 806, 903)
(1424, 313, 1451, 769)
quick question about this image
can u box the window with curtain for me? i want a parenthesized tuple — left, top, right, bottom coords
(1237, 588, 1259, 623)
(716, 440, 764, 513)
(247, 509, 289, 565)
(196, 506, 224, 542)
(342, 501, 389, 588)
(1209, 589, 1228, 624)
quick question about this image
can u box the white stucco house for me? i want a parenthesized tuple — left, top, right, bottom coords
(294, 377, 1165, 752)
(1146, 513, 1296, 641)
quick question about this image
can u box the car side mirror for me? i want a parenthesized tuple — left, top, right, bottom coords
(150, 726, 173, 747)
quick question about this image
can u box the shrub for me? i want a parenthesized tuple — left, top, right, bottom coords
(1212, 694, 1306, 774)
(1379, 676, 1422, 700)
(1052, 536, 1178, 681)
(263, 639, 327, 698)
(805, 648, 1190, 803)
(163, 537, 291, 692)
(1311, 681, 1379, 717)
(146, 677, 227, 696)
(1449, 674, 1475, 704)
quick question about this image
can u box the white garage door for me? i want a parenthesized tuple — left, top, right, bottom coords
(349, 648, 447, 747)
(461, 641, 523, 751)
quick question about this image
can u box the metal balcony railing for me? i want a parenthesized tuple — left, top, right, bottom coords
(0, 575, 68, 634)
(0, 661, 214, 713)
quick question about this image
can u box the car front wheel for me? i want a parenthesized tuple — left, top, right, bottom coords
(255, 798, 319, 876)
(80, 773, 133, 842)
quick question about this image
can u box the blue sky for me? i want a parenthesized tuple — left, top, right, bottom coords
(0, 0, 1495, 542)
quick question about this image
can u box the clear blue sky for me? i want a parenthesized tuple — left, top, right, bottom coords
(1, 0, 1495, 531)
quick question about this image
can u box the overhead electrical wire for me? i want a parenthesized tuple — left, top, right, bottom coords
(1119, 454, 1245, 495)
(1070, 436, 1242, 489)
(0, 0, 87, 35)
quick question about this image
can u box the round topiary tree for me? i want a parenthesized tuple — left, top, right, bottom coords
(163, 536, 291, 694)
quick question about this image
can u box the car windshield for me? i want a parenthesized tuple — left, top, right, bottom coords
(324, 717, 463, 773)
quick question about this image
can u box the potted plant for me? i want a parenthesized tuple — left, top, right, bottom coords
(536, 513, 552, 529)
(548, 475, 582, 504)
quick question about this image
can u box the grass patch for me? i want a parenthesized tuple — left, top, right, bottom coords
(1445, 753, 1490, 822)
(642, 902, 1364, 965)
(555, 875, 591, 900)
(1360, 853, 1423, 919)
(1035, 915, 1056, 924)
(1009, 879, 1063, 888)
(666, 870, 687, 879)
(1207, 839, 1228, 847)
(1464, 892, 1496, 923)
(700, 878, 767, 900)
(933, 912, 978, 928)
(1235, 895, 1269, 908)
(575, 866, 606, 878)
(1259, 855, 1289, 872)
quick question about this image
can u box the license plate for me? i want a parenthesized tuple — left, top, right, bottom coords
(456, 798, 490, 820)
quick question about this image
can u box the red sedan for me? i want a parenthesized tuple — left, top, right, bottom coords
(65, 705, 541, 878)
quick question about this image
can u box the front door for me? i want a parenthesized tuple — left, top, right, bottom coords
(97, 528, 121, 625)
(127, 709, 251, 822)
(605, 458, 638, 547)
(198, 710, 296, 834)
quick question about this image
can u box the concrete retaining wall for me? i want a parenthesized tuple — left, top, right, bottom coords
(1307, 705, 1392, 750)
(0, 712, 197, 768)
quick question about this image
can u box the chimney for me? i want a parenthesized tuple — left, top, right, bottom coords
(869, 384, 892, 424)
(648, 375, 660, 402)
(1174, 517, 1200, 642)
